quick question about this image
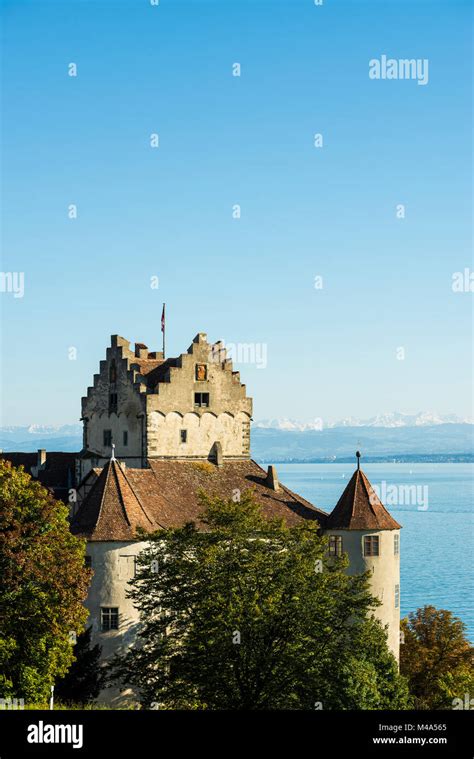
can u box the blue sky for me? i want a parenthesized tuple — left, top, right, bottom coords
(1, 0, 472, 426)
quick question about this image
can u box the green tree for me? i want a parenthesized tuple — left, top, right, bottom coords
(113, 491, 410, 710)
(400, 605, 474, 709)
(0, 461, 91, 703)
(55, 627, 105, 704)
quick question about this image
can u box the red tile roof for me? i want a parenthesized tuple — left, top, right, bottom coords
(325, 468, 401, 531)
(70, 459, 161, 540)
(71, 458, 328, 541)
(0, 452, 76, 502)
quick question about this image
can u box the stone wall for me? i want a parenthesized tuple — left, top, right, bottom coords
(80, 332, 252, 468)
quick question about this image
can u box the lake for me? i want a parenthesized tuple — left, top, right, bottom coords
(277, 463, 474, 642)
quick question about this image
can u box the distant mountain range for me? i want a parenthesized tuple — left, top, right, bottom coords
(0, 424, 83, 453)
(254, 412, 473, 431)
(0, 414, 473, 462)
(251, 424, 473, 463)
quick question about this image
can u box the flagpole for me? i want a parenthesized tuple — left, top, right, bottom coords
(162, 303, 166, 359)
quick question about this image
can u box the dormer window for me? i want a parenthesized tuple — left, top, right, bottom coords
(109, 360, 117, 383)
(363, 535, 380, 557)
(194, 392, 209, 408)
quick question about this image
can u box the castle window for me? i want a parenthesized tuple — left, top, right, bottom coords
(194, 392, 209, 408)
(180, 430, 187, 443)
(395, 584, 400, 608)
(123, 431, 128, 446)
(101, 607, 119, 631)
(363, 535, 380, 557)
(328, 535, 343, 557)
(119, 555, 137, 579)
(109, 360, 117, 383)
(109, 393, 118, 413)
(195, 364, 207, 381)
(85, 555, 92, 569)
(103, 430, 112, 447)
(394, 533, 399, 555)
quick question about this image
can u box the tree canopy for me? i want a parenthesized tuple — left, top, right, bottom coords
(400, 605, 474, 709)
(0, 461, 91, 704)
(113, 491, 410, 709)
(54, 626, 105, 704)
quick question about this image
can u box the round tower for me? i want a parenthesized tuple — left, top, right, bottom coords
(324, 452, 402, 661)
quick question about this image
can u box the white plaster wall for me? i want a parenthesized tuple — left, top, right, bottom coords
(85, 540, 149, 706)
(324, 528, 401, 660)
(87, 412, 143, 461)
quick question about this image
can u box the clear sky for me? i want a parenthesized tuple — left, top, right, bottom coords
(1, 0, 472, 426)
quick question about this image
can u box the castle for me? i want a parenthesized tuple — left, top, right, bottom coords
(3, 332, 402, 705)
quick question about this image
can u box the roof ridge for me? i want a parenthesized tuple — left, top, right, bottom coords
(118, 460, 156, 527)
(93, 460, 114, 531)
(359, 469, 379, 520)
(350, 470, 359, 520)
(250, 459, 328, 517)
(109, 460, 132, 527)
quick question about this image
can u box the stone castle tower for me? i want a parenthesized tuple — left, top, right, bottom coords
(79, 333, 252, 481)
(325, 453, 401, 659)
(70, 332, 401, 703)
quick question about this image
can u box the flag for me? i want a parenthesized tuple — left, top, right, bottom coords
(161, 304, 165, 333)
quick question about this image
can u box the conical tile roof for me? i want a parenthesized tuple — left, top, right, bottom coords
(326, 468, 401, 530)
(71, 458, 161, 540)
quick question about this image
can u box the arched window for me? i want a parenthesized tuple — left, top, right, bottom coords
(109, 360, 117, 383)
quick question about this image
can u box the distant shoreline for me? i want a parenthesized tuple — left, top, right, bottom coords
(254, 454, 474, 464)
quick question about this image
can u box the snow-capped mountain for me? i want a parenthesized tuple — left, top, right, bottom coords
(0, 416, 472, 460)
(0, 424, 83, 452)
(252, 417, 324, 431)
(253, 412, 473, 431)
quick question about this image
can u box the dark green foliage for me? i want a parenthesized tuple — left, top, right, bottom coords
(0, 461, 90, 703)
(55, 627, 105, 704)
(113, 491, 410, 710)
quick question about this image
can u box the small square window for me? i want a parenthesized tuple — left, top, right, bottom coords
(195, 364, 207, 381)
(180, 430, 187, 443)
(103, 430, 112, 447)
(395, 584, 400, 608)
(194, 392, 209, 408)
(101, 607, 119, 631)
(394, 533, 400, 556)
(123, 431, 128, 446)
(363, 535, 380, 557)
(328, 535, 343, 557)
